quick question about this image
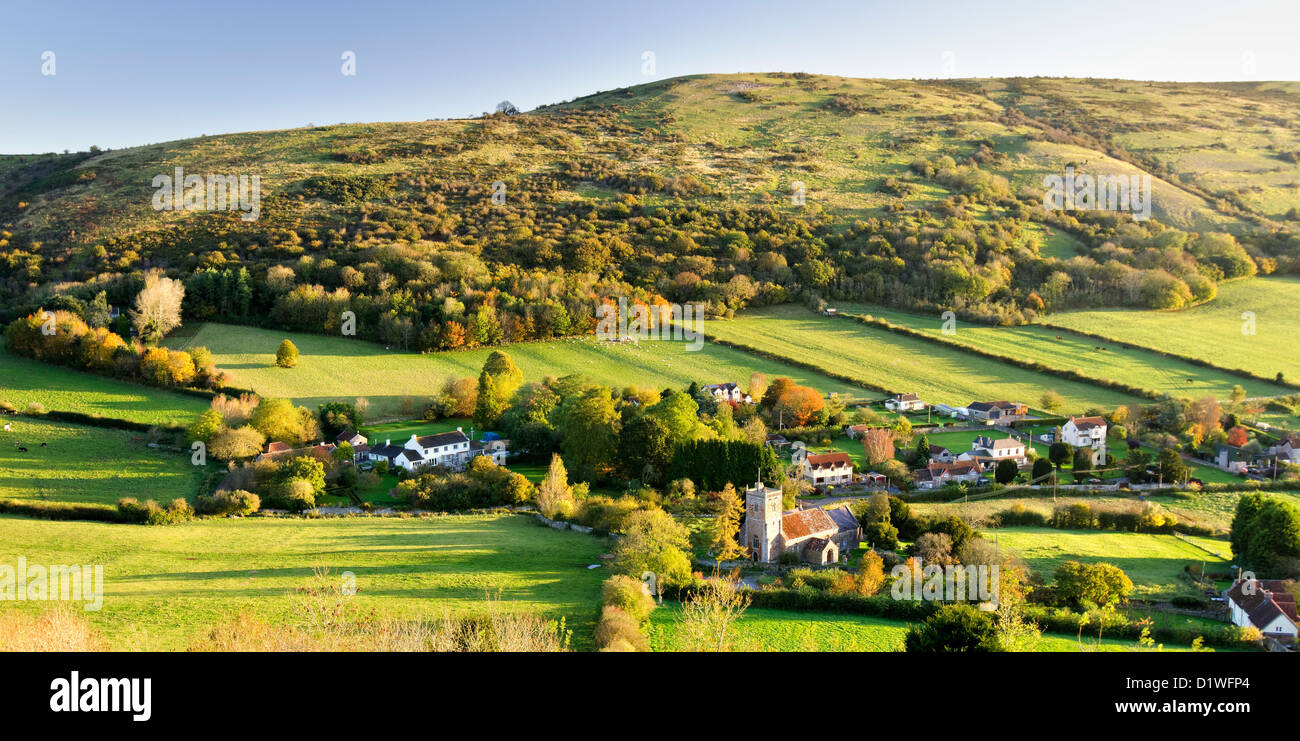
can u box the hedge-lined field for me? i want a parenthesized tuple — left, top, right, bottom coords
(646, 605, 1208, 652)
(835, 302, 1292, 400)
(995, 527, 1231, 599)
(706, 305, 1142, 412)
(0, 417, 205, 507)
(0, 348, 208, 426)
(0, 513, 608, 651)
(1041, 277, 1300, 385)
(164, 322, 866, 420)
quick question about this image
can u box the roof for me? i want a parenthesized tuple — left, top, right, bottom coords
(929, 445, 951, 455)
(266, 441, 291, 453)
(825, 506, 859, 534)
(781, 509, 837, 540)
(968, 400, 1024, 412)
(805, 452, 852, 470)
(974, 436, 1023, 451)
(919, 461, 980, 480)
(802, 538, 834, 556)
(368, 444, 407, 461)
(847, 424, 870, 432)
(259, 442, 337, 463)
(414, 430, 470, 448)
(1068, 416, 1107, 430)
(336, 430, 367, 445)
(893, 393, 921, 402)
(1226, 579, 1299, 631)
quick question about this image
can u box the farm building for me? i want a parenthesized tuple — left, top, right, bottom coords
(966, 400, 1028, 423)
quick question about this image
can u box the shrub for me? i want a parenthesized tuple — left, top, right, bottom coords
(595, 605, 648, 652)
(194, 489, 261, 517)
(602, 575, 656, 623)
(117, 497, 194, 525)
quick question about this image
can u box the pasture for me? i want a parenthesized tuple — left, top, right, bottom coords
(993, 527, 1231, 599)
(164, 322, 866, 420)
(0, 417, 205, 507)
(646, 605, 1209, 652)
(0, 348, 208, 426)
(834, 302, 1292, 400)
(706, 305, 1143, 412)
(1040, 277, 1300, 385)
(0, 513, 608, 651)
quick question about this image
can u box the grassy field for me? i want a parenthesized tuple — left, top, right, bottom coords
(165, 322, 866, 420)
(706, 305, 1143, 412)
(0, 513, 609, 650)
(835, 302, 1293, 400)
(0, 348, 208, 426)
(1041, 277, 1300, 386)
(646, 605, 1209, 652)
(993, 527, 1231, 599)
(0, 417, 206, 506)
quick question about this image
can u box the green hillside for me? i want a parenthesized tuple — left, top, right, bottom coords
(3, 73, 1298, 355)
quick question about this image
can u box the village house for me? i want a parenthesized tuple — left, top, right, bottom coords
(256, 441, 338, 464)
(335, 429, 368, 449)
(1268, 434, 1300, 463)
(800, 451, 854, 488)
(844, 423, 871, 439)
(1060, 416, 1107, 465)
(824, 505, 863, 554)
(1225, 577, 1298, 641)
(928, 445, 954, 463)
(885, 392, 926, 412)
(471, 437, 510, 466)
(914, 460, 983, 490)
(966, 400, 1029, 423)
(1215, 443, 1255, 474)
(700, 382, 753, 404)
(744, 483, 845, 565)
(361, 429, 474, 472)
(959, 435, 1027, 470)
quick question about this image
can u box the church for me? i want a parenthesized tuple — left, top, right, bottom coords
(743, 482, 860, 565)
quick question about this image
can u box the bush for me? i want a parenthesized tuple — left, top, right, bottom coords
(602, 575, 656, 623)
(863, 521, 899, 550)
(595, 605, 648, 652)
(194, 489, 261, 517)
(117, 497, 194, 525)
(0, 498, 121, 523)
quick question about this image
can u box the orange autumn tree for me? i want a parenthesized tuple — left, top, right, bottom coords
(774, 385, 825, 427)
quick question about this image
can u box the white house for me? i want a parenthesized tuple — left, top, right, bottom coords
(800, 452, 854, 487)
(1226, 577, 1298, 640)
(701, 382, 753, 404)
(363, 429, 474, 472)
(885, 392, 926, 412)
(1268, 434, 1300, 463)
(1060, 416, 1107, 465)
(959, 435, 1027, 469)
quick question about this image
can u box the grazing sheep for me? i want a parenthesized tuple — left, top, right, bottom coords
(16, 446, 27, 452)
(40, 442, 47, 447)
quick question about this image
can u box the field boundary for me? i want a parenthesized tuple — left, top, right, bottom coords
(1035, 318, 1300, 392)
(832, 309, 1168, 403)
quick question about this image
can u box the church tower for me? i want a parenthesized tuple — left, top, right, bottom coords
(744, 481, 783, 562)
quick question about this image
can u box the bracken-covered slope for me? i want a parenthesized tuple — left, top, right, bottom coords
(1, 73, 1298, 341)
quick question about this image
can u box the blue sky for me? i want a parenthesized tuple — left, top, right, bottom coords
(1, 0, 1297, 153)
